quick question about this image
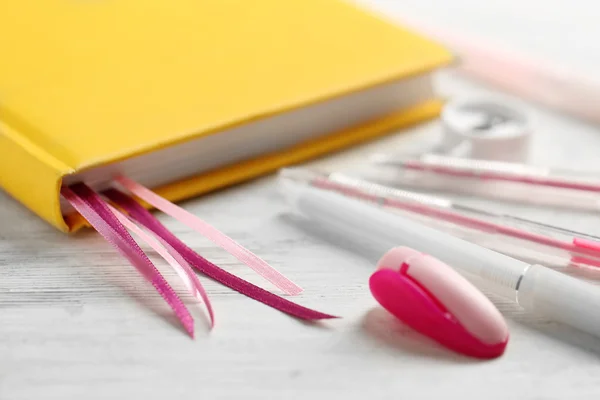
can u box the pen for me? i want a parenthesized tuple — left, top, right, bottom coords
(279, 173, 600, 338)
(401, 20, 600, 125)
(373, 153, 600, 193)
(279, 168, 600, 269)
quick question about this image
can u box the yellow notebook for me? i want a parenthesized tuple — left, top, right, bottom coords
(0, 0, 452, 232)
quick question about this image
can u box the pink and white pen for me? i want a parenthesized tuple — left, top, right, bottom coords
(279, 175, 600, 338)
(373, 153, 600, 194)
(400, 21, 600, 125)
(279, 168, 600, 269)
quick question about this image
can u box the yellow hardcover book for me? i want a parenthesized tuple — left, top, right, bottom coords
(0, 0, 452, 232)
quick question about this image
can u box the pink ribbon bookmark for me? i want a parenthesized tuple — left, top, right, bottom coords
(115, 175, 303, 296)
(108, 204, 215, 328)
(61, 184, 195, 337)
(104, 188, 338, 321)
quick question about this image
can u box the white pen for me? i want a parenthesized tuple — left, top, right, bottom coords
(279, 172, 600, 338)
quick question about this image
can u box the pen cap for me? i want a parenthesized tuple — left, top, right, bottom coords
(517, 265, 600, 336)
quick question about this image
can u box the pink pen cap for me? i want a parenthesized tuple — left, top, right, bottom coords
(369, 246, 509, 359)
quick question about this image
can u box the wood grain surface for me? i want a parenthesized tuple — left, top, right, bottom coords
(2, 1, 600, 398)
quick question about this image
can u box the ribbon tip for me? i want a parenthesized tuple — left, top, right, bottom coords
(314, 313, 340, 320)
(184, 322, 195, 338)
(288, 287, 304, 296)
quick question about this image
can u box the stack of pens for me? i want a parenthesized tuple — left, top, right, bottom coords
(279, 167, 600, 271)
(279, 168, 600, 339)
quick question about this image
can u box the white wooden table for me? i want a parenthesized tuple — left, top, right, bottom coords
(2, 1, 600, 398)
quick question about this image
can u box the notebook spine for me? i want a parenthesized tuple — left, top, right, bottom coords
(0, 119, 73, 231)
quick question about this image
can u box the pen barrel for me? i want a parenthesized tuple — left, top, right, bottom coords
(518, 265, 600, 337)
(291, 184, 529, 299)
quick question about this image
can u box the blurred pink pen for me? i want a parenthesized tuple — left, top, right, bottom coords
(402, 20, 600, 124)
(373, 153, 600, 194)
(279, 168, 600, 269)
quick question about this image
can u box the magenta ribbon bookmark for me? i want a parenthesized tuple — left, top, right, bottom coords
(104, 188, 337, 321)
(61, 184, 196, 337)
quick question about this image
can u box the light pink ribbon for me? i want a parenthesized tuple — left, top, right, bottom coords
(115, 175, 303, 296)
